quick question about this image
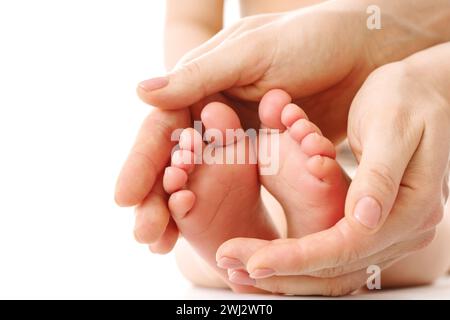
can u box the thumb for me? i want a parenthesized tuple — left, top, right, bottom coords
(137, 38, 264, 109)
(346, 113, 423, 234)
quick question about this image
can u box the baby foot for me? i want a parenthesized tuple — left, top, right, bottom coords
(163, 102, 278, 287)
(258, 89, 350, 237)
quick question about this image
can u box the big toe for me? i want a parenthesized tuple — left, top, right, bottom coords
(201, 102, 244, 146)
(258, 89, 292, 130)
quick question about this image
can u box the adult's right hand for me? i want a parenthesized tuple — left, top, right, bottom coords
(137, 0, 450, 141)
(116, 0, 450, 252)
(216, 44, 450, 295)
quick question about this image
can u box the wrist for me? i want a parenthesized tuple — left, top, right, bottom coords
(326, 0, 450, 67)
(404, 43, 450, 117)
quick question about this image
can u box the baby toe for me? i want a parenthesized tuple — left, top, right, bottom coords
(168, 190, 196, 220)
(163, 166, 188, 194)
(289, 118, 322, 143)
(281, 103, 308, 128)
(301, 133, 336, 158)
(171, 149, 196, 173)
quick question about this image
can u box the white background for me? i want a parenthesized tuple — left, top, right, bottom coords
(1, 0, 449, 300)
(0, 0, 236, 299)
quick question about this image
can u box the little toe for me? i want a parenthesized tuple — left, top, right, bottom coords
(289, 118, 323, 143)
(301, 133, 336, 158)
(306, 155, 345, 185)
(168, 190, 196, 220)
(171, 149, 196, 173)
(163, 166, 188, 194)
(281, 103, 308, 128)
(258, 89, 292, 130)
(148, 218, 179, 254)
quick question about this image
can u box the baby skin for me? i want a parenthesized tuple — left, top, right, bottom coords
(163, 89, 349, 290)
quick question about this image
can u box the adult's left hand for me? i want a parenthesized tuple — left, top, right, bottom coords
(216, 44, 450, 295)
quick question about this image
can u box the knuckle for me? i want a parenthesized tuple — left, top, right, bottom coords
(312, 265, 348, 278)
(181, 60, 202, 79)
(286, 241, 307, 274)
(329, 224, 363, 266)
(180, 60, 208, 97)
(144, 109, 183, 139)
(365, 162, 398, 196)
(130, 148, 158, 176)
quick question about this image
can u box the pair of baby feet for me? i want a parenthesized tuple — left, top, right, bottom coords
(162, 89, 349, 288)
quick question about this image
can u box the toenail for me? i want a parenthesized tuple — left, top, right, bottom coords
(217, 257, 244, 269)
(249, 268, 275, 279)
(228, 270, 256, 286)
(353, 196, 382, 229)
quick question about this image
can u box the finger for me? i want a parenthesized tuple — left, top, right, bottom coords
(245, 218, 399, 277)
(216, 238, 271, 269)
(216, 232, 422, 279)
(174, 22, 243, 67)
(346, 89, 423, 233)
(149, 218, 179, 254)
(245, 199, 436, 278)
(133, 175, 170, 244)
(115, 108, 190, 206)
(178, 14, 279, 67)
(304, 231, 434, 278)
(252, 260, 395, 296)
(137, 35, 270, 109)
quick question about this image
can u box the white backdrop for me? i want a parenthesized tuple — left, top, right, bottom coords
(2, 0, 449, 300)
(0, 0, 240, 299)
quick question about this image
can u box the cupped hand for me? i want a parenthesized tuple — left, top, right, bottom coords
(216, 46, 450, 295)
(115, 0, 450, 253)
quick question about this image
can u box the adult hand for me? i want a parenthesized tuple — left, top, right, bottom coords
(137, 0, 450, 140)
(115, 0, 450, 253)
(216, 44, 450, 295)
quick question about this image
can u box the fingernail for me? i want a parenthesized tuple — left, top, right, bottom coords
(139, 77, 169, 92)
(228, 270, 256, 286)
(217, 257, 244, 269)
(250, 268, 275, 279)
(353, 196, 381, 229)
